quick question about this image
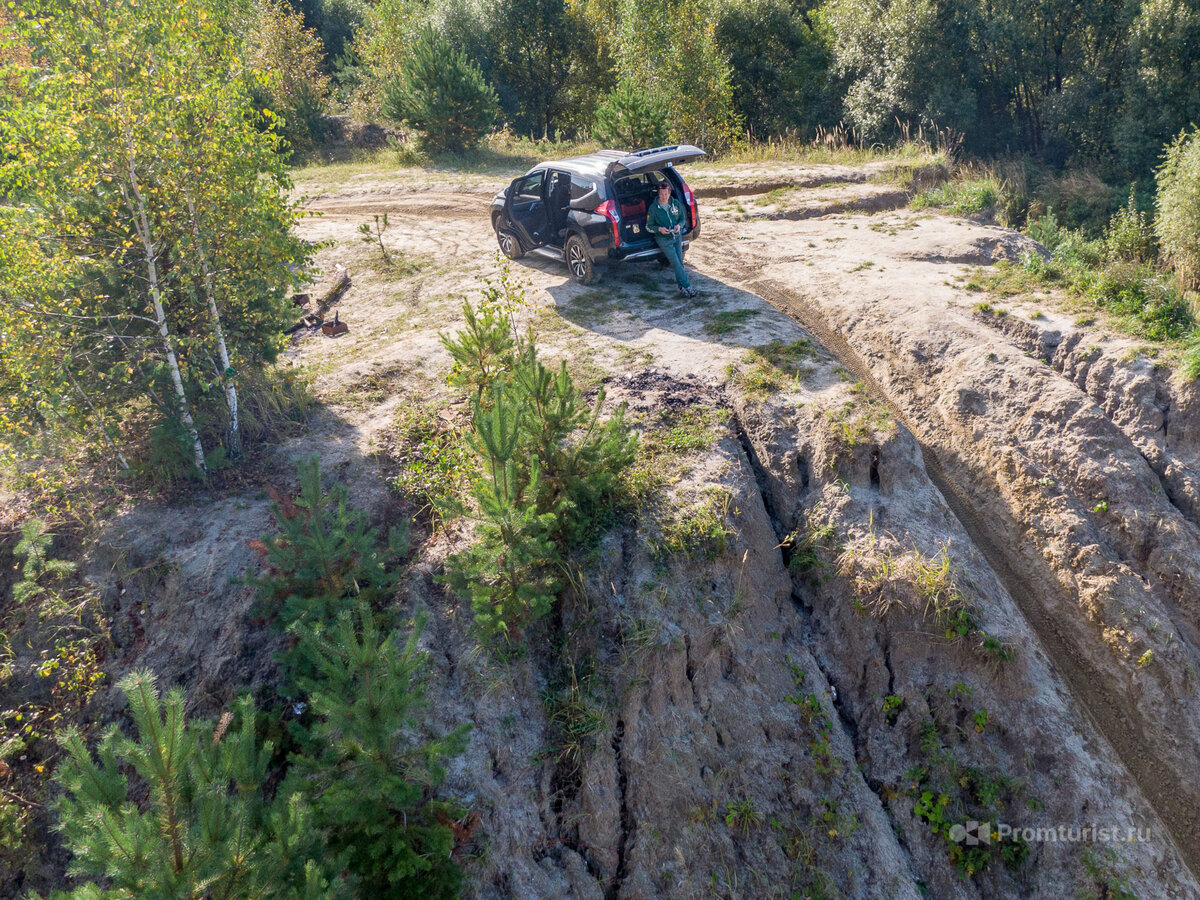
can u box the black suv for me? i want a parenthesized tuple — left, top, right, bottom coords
(490, 145, 705, 284)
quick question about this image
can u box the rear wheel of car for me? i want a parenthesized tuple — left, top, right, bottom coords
(496, 227, 523, 260)
(565, 234, 597, 284)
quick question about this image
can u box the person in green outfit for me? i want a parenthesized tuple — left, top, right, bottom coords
(647, 181, 697, 298)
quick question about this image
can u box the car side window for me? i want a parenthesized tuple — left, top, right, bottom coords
(569, 176, 596, 200)
(514, 173, 543, 200)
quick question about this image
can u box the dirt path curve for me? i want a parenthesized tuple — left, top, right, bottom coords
(693, 218, 1200, 882)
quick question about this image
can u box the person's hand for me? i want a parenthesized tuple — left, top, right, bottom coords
(659, 226, 669, 234)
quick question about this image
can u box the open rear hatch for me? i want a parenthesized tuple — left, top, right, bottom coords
(609, 144, 706, 176)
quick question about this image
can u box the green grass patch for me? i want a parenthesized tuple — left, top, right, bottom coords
(697, 134, 945, 168)
(911, 177, 1003, 215)
(824, 391, 895, 453)
(872, 160, 949, 192)
(391, 401, 472, 525)
(977, 218, 1199, 371)
(654, 487, 733, 562)
(630, 272, 665, 293)
(624, 404, 729, 504)
(563, 288, 621, 327)
(908, 719, 1031, 879)
(623, 404, 733, 559)
(729, 339, 817, 396)
(542, 667, 608, 771)
(704, 308, 760, 336)
(786, 520, 841, 576)
(1080, 847, 1137, 900)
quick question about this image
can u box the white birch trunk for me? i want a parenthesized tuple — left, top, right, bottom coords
(175, 147, 241, 459)
(123, 154, 207, 474)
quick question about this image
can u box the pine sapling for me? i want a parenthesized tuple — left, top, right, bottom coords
(253, 456, 406, 637)
(283, 602, 469, 899)
(12, 518, 76, 606)
(358, 212, 392, 266)
(52, 670, 335, 897)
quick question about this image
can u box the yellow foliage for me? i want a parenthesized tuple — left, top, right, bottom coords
(245, 0, 330, 110)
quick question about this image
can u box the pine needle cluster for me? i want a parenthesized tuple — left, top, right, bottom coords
(12, 519, 76, 607)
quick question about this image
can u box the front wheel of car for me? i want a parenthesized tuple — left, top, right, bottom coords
(497, 227, 524, 260)
(565, 234, 597, 284)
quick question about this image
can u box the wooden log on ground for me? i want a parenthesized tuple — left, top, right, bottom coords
(286, 265, 350, 333)
(315, 264, 351, 315)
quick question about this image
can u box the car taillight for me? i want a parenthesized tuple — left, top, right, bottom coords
(682, 182, 698, 228)
(596, 199, 621, 246)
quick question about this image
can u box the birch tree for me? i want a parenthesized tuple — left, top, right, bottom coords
(1, 0, 306, 475)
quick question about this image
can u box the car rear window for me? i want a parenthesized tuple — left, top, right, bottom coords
(615, 171, 671, 198)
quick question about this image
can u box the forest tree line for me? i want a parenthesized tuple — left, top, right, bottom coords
(273, 0, 1200, 179)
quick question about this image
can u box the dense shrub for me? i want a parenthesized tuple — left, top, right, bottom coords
(1016, 216, 1195, 347)
(489, 0, 599, 139)
(824, 0, 1200, 176)
(294, 0, 366, 62)
(911, 177, 1002, 216)
(244, 0, 333, 154)
(1116, 0, 1200, 179)
(1156, 127, 1200, 289)
(381, 24, 498, 153)
(1105, 190, 1157, 263)
(607, 0, 743, 153)
(715, 0, 836, 138)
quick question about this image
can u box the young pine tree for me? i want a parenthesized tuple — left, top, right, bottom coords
(12, 518, 76, 606)
(440, 294, 637, 641)
(508, 344, 637, 544)
(51, 670, 337, 899)
(445, 382, 563, 640)
(440, 300, 516, 403)
(282, 603, 470, 899)
(593, 78, 670, 150)
(253, 455, 408, 654)
(380, 25, 498, 153)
